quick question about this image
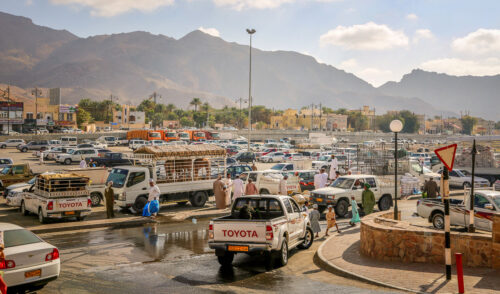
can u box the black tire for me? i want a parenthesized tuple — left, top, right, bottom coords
(318, 206, 326, 214)
(38, 208, 46, 224)
(133, 196, 148, 213)
(21, 201, 29, 216)
(217, 252, 234, 267)
(335, 199, 349, 218)
(259, 189, 270, 195)
(378, 195, 392, 211)
(463, 182, 471, 189)
(22, 147, 28, 152)
(90, 192, 102, 207)
(190, 191, 207, 207)
(297, 227, 314, 249)
(432, 212, 444, 230)
(277, 239, 288, 267)
(64, 158, 72, 165)
(0, 145, 5, 149)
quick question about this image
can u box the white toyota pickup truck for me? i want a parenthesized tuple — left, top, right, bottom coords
(208, 195, 314, 268)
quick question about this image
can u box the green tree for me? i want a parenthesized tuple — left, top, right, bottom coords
(76, 108, 92, 127)
(190, 98, 202, 112)
(460, 116, 477, 135)
(399, 111, 420, 133)
(347, 111, 368, 131)
(180, 117, 194, 127)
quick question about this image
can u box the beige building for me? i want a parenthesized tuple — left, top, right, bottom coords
(326, 114, 348, 131)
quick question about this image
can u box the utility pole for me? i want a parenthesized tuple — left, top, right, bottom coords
(246, 28, 256, 151)
(150, 92, 161, 104)
(319, 102, 322, 131)
(31, 88, 41, 134)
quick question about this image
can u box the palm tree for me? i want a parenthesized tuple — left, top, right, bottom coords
(166, 103, 176, 113)
(190, 98, 202, 112)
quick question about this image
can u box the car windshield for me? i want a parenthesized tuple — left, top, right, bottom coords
(107, 168, 129, 188)
(179, 133, 189, 138)
(28, 177, 36, 185)
(67, 149, 75, 154)
(4, 229, 42, 248)
(1, 166, 11, 174)
(330, 178, 354, 189)
(105, 137, 116, 141)
(166, 132, 176, 137)
(150, 133, 161, 138)
(455, 170, 466, 177)
(271, 164, 285, 170)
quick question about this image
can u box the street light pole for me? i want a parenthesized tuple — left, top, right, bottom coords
(390, 119, 403, 220)
(31, 88, 41, 135)
(246, 28, 256, 151)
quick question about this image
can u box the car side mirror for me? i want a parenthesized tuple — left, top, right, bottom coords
(484, 203, 495, 210)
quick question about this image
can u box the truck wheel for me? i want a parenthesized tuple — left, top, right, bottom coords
(378, 195, 392, 211)
(90, 192, 102, 207)
(217, 252, 234, 267)
(190, 191, 207, 207)
(133, 196, 148, 213)
(0, 145, 5, 149)
(259, 189, 270, 195)
(22, 147, 28, 152)
(432, 213, 444, 230)
(21, 201, 29, 216)
(318, 206, 326, 214)
(298, 227, 314, 249)
(64, 158, 72, 165)
(335, 199, 349, 218)
(277, 239, 288, 266)
(38, 208, 47, 224)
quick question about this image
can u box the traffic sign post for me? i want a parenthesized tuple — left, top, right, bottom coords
(434, 144, 457, 281)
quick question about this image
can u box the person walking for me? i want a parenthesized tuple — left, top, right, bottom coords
(361, 183, 376, 215)
(251, 162, 257, 171)
(309, 204, 321, 238)
(232, 174, 244, 200)
(302, 200, 310, 212)
(224, 173, 232, 207)
(148, 179, 161, 218)
(423, 177, 439, 198)
(245, 178, 258, 195)
(104, 181, 115, 219)
(328, 155, 338, 180)
(279, 175, 288, 195)
(349, 196, 361, 226)
(79, 156, 87, 168)
(325, 205, 341, 236)
(213, 175, 226, 209)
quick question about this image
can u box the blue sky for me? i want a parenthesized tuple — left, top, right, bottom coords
(3, 0, 500, 86)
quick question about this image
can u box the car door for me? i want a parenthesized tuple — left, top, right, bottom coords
(283, 198, 300, 242)
(448, 170, 460, 187)
(472, 193, 495, 231)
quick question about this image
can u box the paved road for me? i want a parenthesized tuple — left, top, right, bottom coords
(29, 217, 399, 294)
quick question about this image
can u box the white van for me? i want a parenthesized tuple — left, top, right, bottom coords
(61, 137, 77, 147)
(97, 136, 117, 146)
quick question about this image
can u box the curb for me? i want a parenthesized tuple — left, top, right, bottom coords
(180, 211, 229, 221)
(314, 235, 424, 294)
(30, 218, 155, 234)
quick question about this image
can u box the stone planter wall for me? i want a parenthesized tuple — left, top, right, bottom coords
(360, 211, 499, 268)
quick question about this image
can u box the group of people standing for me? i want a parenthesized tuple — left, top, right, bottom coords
(213, 173, 258, 209)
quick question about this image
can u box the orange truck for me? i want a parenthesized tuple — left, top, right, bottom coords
(127, 130, 162, 141)
(162, 130, 178, 142)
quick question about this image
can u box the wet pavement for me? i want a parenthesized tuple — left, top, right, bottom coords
(27, 218, 398, 294)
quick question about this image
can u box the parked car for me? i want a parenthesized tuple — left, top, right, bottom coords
(17, 141, 50, 153)
(0, 164, 35, 191)
(261, 152, 285, 163)
(56, 148, 99, 165)
(129, 139, 147, 150)
(226, 165, 252, 179)
(437, 169, 490, 189)
(86, 152, 135, 167)
(208, 195, 313, 267)
(283, 153, 304, 161)
(0, 223, 60, 290)
(0, 158, 13, 168)
(234, 151, 256, 163)
(0, 139, 25, 149)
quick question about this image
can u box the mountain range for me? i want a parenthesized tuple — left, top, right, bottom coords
(0, 11, 498, 120)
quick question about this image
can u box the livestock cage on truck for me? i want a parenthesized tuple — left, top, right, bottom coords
(35, 173, 90, 197)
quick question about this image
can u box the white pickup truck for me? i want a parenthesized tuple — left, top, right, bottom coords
(416, 189, 500, 231)
(239, 171, 301, 195)
(208, 195, 313, 267)
(20, 174, 92, 223)
(310, 175, 395, 217)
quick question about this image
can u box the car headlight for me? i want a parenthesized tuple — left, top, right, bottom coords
(116, 193, 126, 201)
(327, 195, 335, 199)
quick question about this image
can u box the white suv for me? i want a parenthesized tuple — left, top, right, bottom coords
(56, 149, 99, 165)
(0, 139, 25, 149)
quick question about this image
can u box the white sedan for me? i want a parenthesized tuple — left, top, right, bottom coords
(1, 223, 60, 290)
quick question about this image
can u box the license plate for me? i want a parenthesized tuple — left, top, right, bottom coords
(228, 245, 249, 252)
(25, 269, 41, 279)
(316, 198, 323, 202)
(64, 211, 75, 215)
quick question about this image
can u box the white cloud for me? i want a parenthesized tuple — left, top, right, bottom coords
(338, 58, 393, 86)
(50, 0, 174, 17)
(319, 22, 408, 50)
(452, 29, 500, 56)
(413, 29, 433, 43)
(198, 27, 220, 37)
(420, 57, 500, 76)
(212, 0, 342, 10)
(406, 13, 418, 21)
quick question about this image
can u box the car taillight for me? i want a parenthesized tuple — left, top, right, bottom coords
(47, 201, 54, 210)
(46, 248, 60, 261)
(0, 260, 15, 269)
(208, 224, 214, 239)
(88, 198, 92, 207)
(266, 225, 273, 241)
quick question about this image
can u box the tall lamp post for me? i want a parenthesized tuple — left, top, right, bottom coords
(31, 88, 42, 135)
(390, 119, 403, 220)
(246, 28, 256, 151)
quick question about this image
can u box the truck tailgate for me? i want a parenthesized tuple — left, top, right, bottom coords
(55, 197, 89, 211)
(213, 221, 267, 243)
